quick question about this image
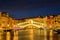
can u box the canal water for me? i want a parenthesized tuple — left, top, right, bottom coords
(0, 29, 60, 40)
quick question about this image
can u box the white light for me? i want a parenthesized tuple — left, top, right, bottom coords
(7, 25, 9, 26)
(28, 19, 33, 24)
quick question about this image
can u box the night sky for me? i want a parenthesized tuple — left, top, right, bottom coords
(0, 0, 60, 19)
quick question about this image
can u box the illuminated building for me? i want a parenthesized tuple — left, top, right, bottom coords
(0, 12, 15, 30)
(53, 15, 60, 29)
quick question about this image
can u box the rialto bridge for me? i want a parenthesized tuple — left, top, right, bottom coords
(15, 19, 47, 30)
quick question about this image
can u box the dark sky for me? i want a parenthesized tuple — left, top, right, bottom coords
(0, 0, 60, 19)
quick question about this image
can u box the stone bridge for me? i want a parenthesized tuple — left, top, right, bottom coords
(15, 19, 46, 29)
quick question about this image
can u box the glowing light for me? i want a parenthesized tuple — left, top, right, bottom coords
(28, 19, 33, 24)
(7, 24, 9, 27)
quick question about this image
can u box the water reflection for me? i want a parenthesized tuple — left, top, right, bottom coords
(0, 29, 60, 40)
(2, 29, 14, 40)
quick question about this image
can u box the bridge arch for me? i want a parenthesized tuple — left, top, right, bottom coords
(15, 20, 46, 29)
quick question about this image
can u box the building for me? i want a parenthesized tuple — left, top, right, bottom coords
(53, 15, 60, 29)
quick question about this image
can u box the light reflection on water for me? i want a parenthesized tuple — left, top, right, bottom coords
(0, 29, 60, 40)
